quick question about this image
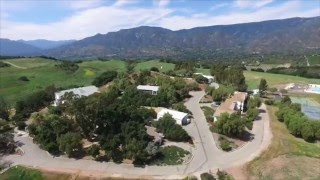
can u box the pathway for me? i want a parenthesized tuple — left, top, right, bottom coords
(3, 61, 27, 69)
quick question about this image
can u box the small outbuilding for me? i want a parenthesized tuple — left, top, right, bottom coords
(157, 108, 190, 125)
(137, 85, 159, 95)
(54, 86, 99, 106)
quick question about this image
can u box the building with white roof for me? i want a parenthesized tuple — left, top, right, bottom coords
(54, 85, 99, 106)
(157, 108, 190, 125)
(137, 85, 159, 95)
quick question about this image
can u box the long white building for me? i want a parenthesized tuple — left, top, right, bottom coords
(157, 108, 190, 125)
(54, 86, 99, 106)
(137, 85, 160, 95)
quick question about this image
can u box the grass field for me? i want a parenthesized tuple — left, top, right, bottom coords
(134, 60, 175, 72)
(307, 54, 320, 65)
(0, 166, 72, 180)
(0, 58, 126, 105)
(247, 106, 320, 179)
(151, 146, 190, 165)
(244, 71, 320, 89)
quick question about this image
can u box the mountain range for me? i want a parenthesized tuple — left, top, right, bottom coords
(1, 16, 319, 60)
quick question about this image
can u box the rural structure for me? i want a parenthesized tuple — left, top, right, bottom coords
(54, 86, 99, 106)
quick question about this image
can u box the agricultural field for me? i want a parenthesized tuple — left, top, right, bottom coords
(307, 54, 320, 65)
(134, 60, 175, 72)
(0, 58, 126, 105)
(244, 71, 320, 89)
(247, 106, 320, 179)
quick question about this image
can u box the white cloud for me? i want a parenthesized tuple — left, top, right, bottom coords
(113, 0, 138, 7)
(210, 3, 229, 11)
(235, 0, 274, 8)
(1, 5, 173, 40)
(68, 0, 104, 10)
(158, 0, 170, 8)
(159, 1, 319, 30)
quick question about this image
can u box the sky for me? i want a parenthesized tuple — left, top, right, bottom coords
(0, 0, 319, 40)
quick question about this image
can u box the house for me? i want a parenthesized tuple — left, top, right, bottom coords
(54, 86, 99, 106)
(213, 92, 248, 122)
(157, 108, 190, 125)
(137, 85, 159, 95)
(194, 73, 215, 83)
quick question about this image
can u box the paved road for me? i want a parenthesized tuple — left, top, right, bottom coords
(4, 91, 272, 179)
(3, 61, 27, 69)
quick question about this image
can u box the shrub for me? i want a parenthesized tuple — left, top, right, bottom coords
(16, 121, 27, 130)
(219, 136, 232, 152)
(155, 114, 191, 142)
(251, 68, 264, 72)
(195, 75, 209, 84)
(200, 172, 216, 180)
(201, 106, 215, 122)
(264, 99, 274, 105)
(55, 61, 79, 73)
(18, 76, 29, 82)
(89, 144, 100, 158)
(150, 67, 159, 72)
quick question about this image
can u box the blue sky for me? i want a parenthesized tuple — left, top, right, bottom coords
(1, 0, 319, 40)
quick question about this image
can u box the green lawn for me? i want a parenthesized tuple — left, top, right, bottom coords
(0, 59, 126, 105)
(244, 71, 320, 89)
(0, 165, 72, 180)
(1, 166, 43, 180)
(151, 146, 190, 165)
(196, 68, 210, 75)
(307, 54, 320, 65)
(134, 60, 175, 72)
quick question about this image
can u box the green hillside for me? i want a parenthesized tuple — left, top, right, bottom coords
(0, 58, 126, 104)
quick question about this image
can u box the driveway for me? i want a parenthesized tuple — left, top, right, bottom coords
(4, 91, 272, 179)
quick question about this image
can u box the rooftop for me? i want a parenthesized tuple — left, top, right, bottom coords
(158, 108, 188, 120)
(137, 85, 160, 92)
(214, 91, 247, 117)
(55, 86, 99, 97)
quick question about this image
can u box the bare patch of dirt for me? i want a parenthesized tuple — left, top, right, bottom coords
(226, 165, 249, 180)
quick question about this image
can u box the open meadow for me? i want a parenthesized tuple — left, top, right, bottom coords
(244, 71, 320, 89)
(0, 58, 126, 104)
(307, 54, 320, 65)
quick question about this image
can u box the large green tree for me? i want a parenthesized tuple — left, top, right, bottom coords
(58, 132, 82, 157)
(258, 78, 268, 96)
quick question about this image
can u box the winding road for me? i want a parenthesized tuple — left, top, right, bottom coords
(4, 91, 272, 179)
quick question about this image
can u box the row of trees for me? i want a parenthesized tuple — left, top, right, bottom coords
(267, 66, 320, 79)
(276, 97, 320, 142)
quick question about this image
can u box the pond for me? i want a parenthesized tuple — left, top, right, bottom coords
(290, 97, 320, 120)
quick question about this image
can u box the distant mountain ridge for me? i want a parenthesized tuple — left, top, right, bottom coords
(0, 38, 41, 56)
(1, 16, 319, 59)
(18, 39, 76, 50)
